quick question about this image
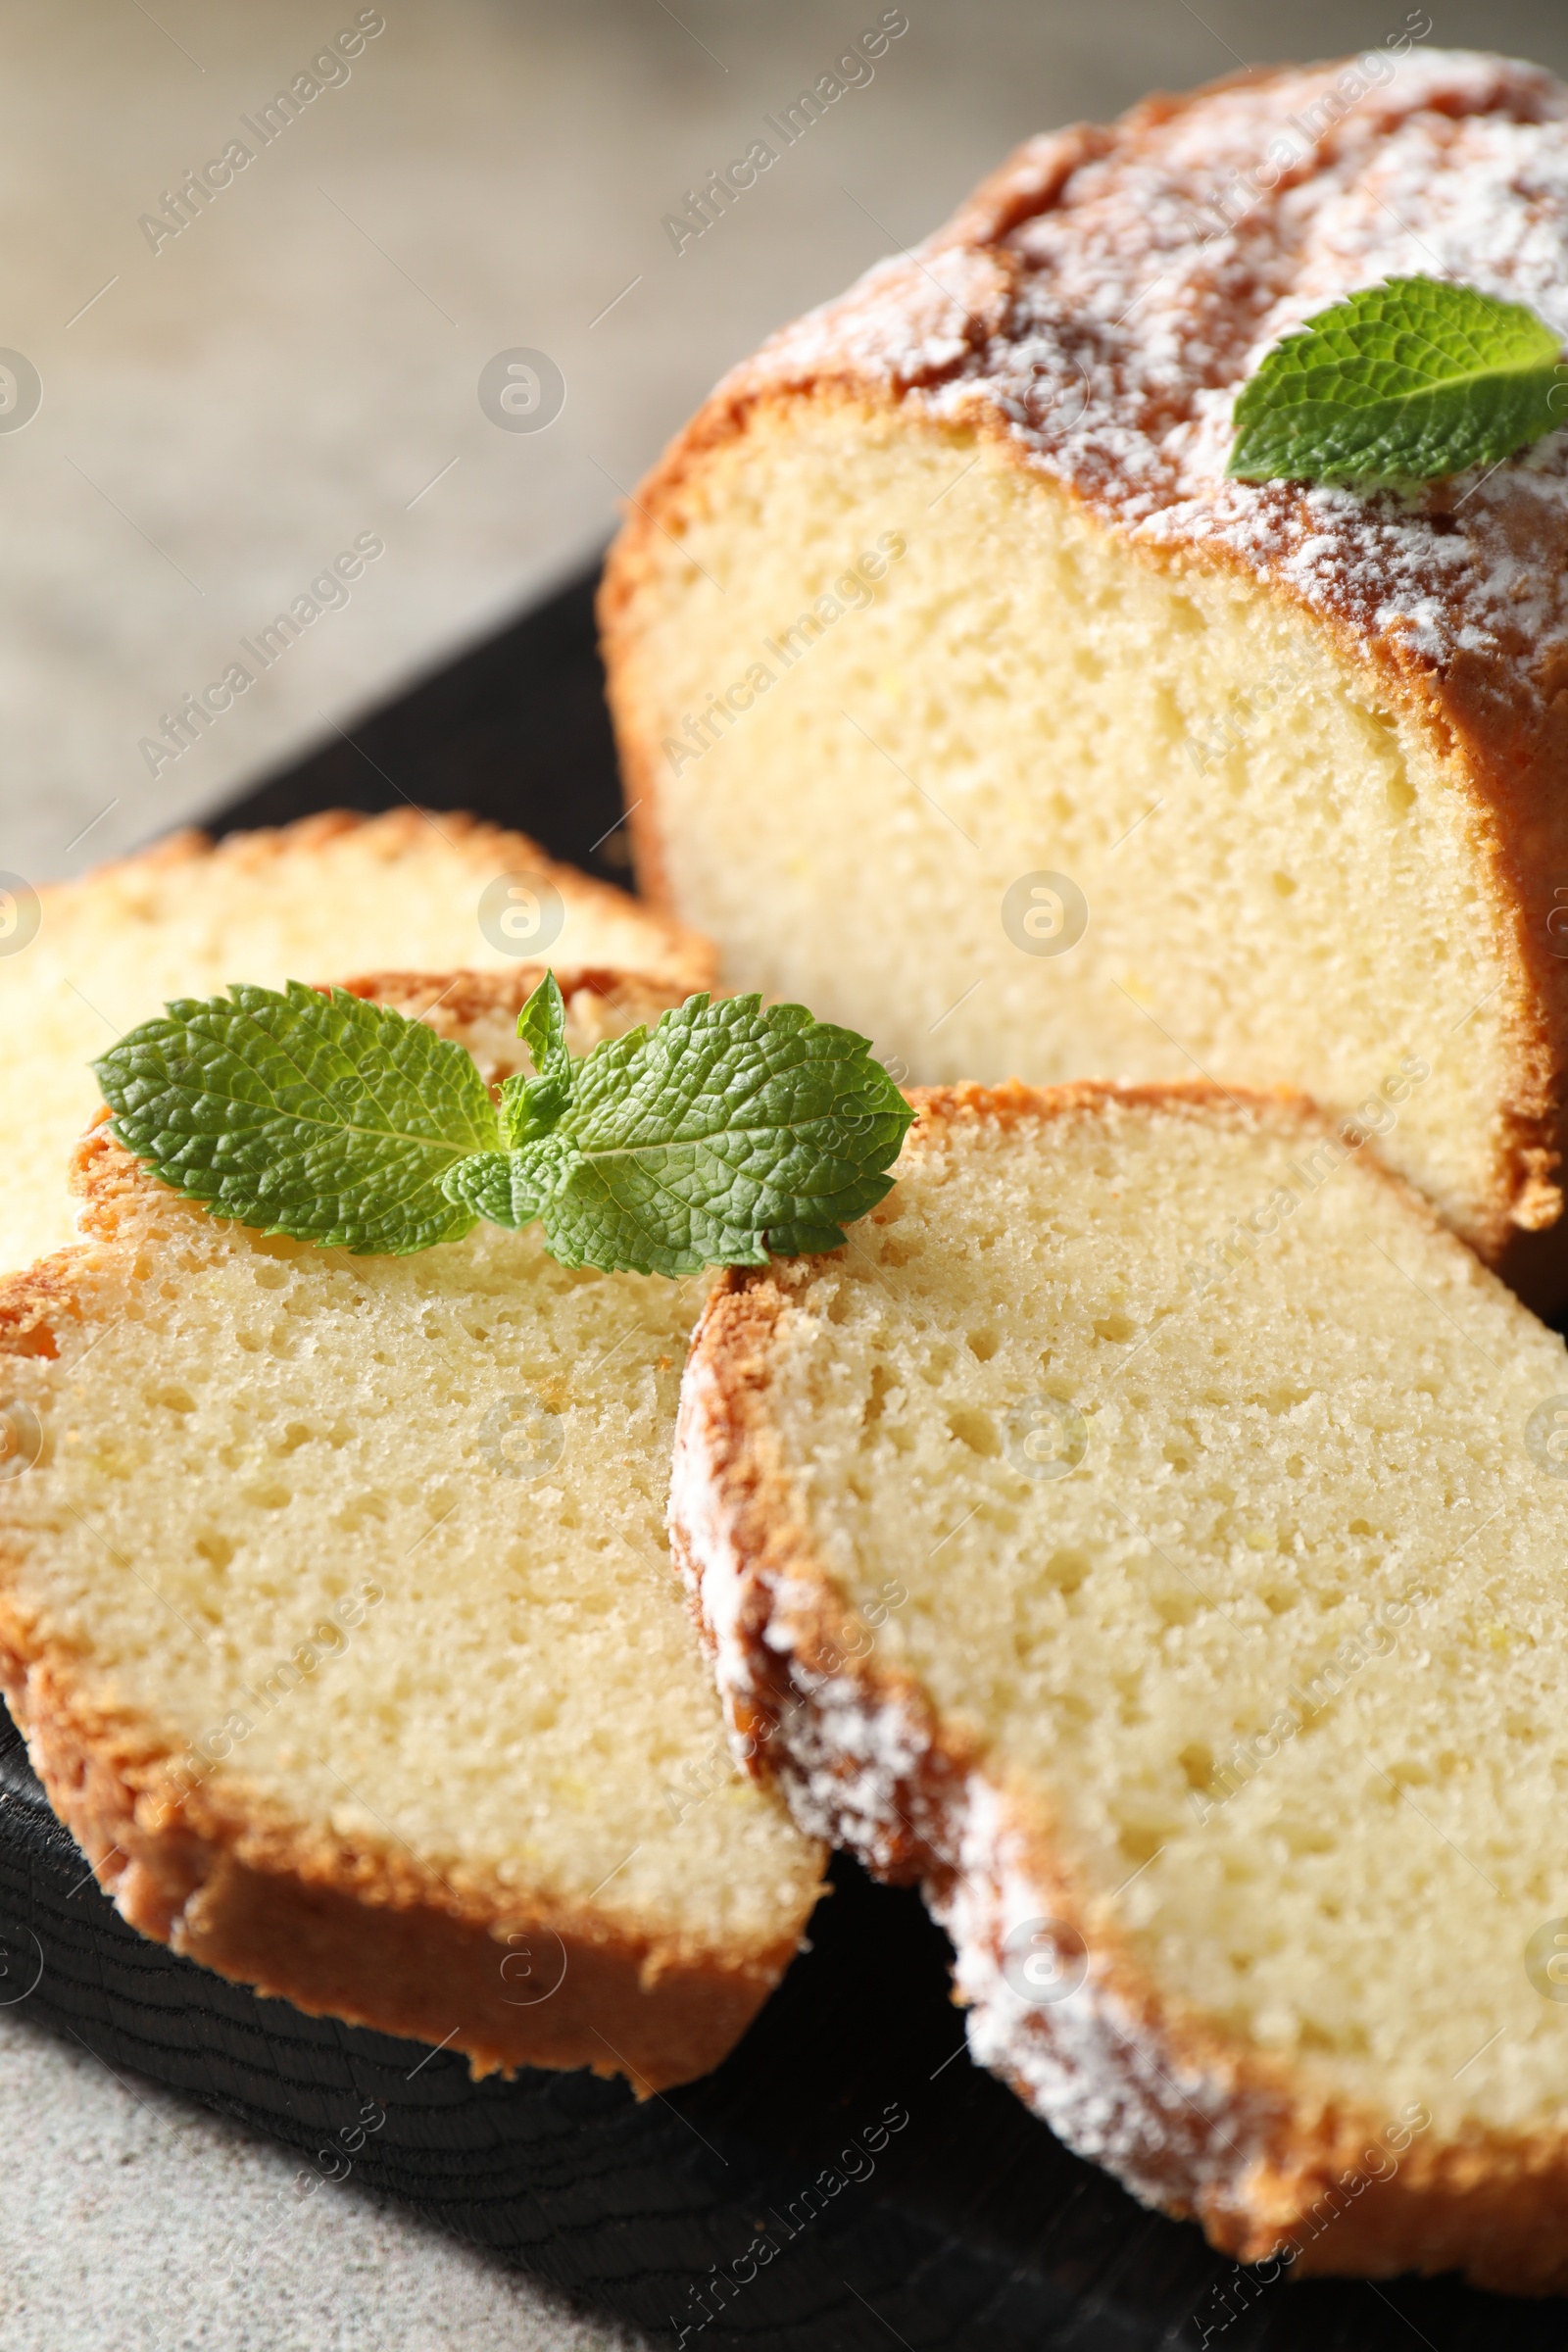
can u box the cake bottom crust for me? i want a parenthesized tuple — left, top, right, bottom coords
(0, 1623, 796, 2093)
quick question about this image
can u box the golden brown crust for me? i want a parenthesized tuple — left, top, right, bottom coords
(58, 806, 717, 993)
(604, 382, 1567, 1269)
(672, 1081, 1568, 2289)
(0, 966, 808, 2092)
(599, 54, 1568, 1275)
(335, 965, 692, 1074)
(0, 1607, 795, 2090)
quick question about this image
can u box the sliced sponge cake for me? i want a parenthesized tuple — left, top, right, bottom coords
(601, 52, 1568, 1299)
(0, 967, 821, 2089)
(0, 808, 712, 1280)
(675, 1080, 1568, 2284)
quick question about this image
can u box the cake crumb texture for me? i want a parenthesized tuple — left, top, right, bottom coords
(674, 1081, 1568, 2285)
(0, 969, 820, 2089)
(603, 51, 1568, 1288)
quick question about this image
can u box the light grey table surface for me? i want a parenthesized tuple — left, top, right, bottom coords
(5, 2, 1568, 2346)
(0, 2004, 645, 2350)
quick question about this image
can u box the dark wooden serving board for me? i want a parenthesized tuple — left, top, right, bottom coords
(1, 564, 1559, 2350)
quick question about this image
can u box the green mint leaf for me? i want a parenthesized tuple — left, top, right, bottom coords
(442, 1149, 554, 1231)
(499, 971, 573, 1148)
(101, 981, 913, 1279)
(1227, 276, 1566, 487)
(515, 969, 566, 1072)
(499, 1065, 573, 1146)
(94, 982, 502, 1254)
(500, 994, 914, 1278)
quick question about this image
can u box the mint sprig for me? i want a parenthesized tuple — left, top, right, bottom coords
(444, 990, 912, 1276)
(94, 976, 913, 1276)
(1227, 277, 1566, 488)
(500, 969, 573, 1146)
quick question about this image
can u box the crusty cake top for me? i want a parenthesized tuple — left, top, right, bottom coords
(712, 50, 1568, 731)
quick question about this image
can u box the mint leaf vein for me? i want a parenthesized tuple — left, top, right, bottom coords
(447, 992, 913, 1277)
(97, 975, 914, 1279)
(1227, 276, 1566, 488)
(95, 981, 501, 1254)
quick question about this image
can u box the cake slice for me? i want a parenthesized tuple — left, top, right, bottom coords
(674, 1081, 1568, 2286)
(601, 50, 1568, 1305)
(0, 808, 712, 1282)
(0, 967, 822, 2089)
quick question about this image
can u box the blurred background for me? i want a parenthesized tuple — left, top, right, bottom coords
(5, 0, 1567, 893)
(7, 7, 1568, 2346)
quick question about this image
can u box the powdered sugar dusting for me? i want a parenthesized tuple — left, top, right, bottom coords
(667, 1346, 755, 1716)
(737, 51, 1568, 698)
(941, 1780, 1276, 2209)
(671, 1314, 1286, 2227)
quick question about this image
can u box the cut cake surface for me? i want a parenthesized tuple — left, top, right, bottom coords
(674, 1080, 1568, 2286)
(0, 967, 821, 2090)
(602, 49, 1568, 1302)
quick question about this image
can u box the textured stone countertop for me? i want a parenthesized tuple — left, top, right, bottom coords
(0, 2006, 645, 2350)
(4, 1, 1567, 2346)
(0, 0, 1191, 888)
